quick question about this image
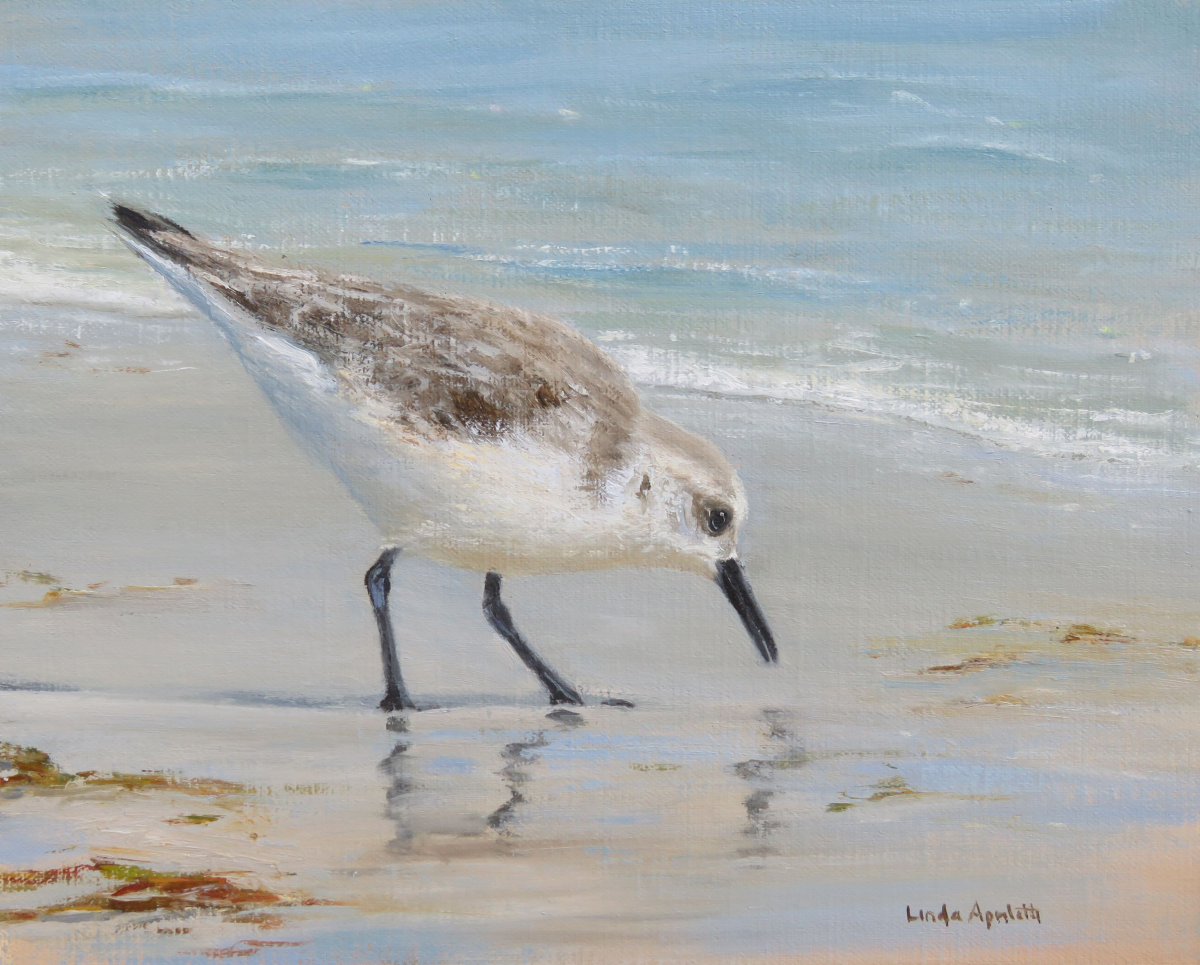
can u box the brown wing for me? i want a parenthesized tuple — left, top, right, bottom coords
(114, 205, 641, 484)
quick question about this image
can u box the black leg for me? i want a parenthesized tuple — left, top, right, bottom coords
(482, 572, 583, 706)
(365, 548, 417, 712)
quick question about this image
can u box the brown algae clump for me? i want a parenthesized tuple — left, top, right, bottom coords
(1059, 623, 1133, 645)
(921, 651, 1020, 675)
(0, 861, 340, 926)
(0, 743, 74, 790)
(0, 861, 286, 923)
(94, 862, 283, 914)
(947, 615, 997, 629)
(0, 865, 94, 892)
(3, 588, 97, 609)
(976, 692, 1028, 706)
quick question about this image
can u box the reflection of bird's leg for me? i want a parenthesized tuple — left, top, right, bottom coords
(379, 736, 416, 853)
(488, 733, 550, 835)
(482, 573, 583, 706)
(365, 548, 417, 713)
(743, 788, 776, 841)
(734, 709, 802, 853)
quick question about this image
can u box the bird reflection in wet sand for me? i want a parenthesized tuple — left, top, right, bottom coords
(734, 709, 806, 858)
(378, 712, 576, 851)
(379, 718, 417, 854)
(488, 710, 584, 835)
(488, 732, 550, 836)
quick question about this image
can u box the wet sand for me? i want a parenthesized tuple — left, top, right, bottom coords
(0, 676, 1197, 964)
(3, 307, 1200, 962)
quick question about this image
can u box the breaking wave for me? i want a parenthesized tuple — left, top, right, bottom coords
(608, 342, 1200, 468)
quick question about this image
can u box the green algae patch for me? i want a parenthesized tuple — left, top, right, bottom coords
(867, 775, 920, 802)
(9, 570, 60, 586)
(86, 772, 246, 796)
(828, 774, 928, 813)
(0, 742, 246, 798)
(168, 813, 223, 825)
(92, 861, 159, 883)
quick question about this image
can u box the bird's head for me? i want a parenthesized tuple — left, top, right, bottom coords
(617, 411, 777, 663)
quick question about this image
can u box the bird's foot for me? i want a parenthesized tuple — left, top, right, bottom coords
(379, 690, 418, 713)
(548, 688, 584, 707)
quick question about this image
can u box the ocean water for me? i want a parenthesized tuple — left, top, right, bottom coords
(3, 0, 1200, 480)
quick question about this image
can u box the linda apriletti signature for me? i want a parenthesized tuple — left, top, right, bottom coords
(907, 902, 1042, 929)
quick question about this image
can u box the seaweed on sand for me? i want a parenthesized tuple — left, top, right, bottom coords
(0, 743, 74, 789)
(0, 861, 289, 923)
(0, 742, 246, 797)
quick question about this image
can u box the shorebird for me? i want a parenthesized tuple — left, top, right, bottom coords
(112, 203, 777, 711)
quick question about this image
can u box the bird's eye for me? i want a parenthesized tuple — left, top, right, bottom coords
(705, 506, 732, 536)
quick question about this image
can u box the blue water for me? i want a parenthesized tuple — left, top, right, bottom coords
(3, 0, 1200, 474)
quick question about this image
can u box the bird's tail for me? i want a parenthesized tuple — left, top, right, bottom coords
(110, 202, 207, 269)
(108, 200, 257, 339)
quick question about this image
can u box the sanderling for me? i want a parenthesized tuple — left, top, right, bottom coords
(112, 203, 776, 711)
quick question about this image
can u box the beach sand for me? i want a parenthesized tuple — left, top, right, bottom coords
(2, 318, 1199, 962)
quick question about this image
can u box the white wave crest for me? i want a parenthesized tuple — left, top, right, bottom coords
(610, 344, 1195, 467)
(891, 90, 957, 117)
(0, 252, 192, 317)
(468, 250, 871, 292)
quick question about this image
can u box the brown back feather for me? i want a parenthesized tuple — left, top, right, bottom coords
(114, 204, 641, 486)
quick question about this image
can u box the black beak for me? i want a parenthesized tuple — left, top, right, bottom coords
(715, 558, 778, 664)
